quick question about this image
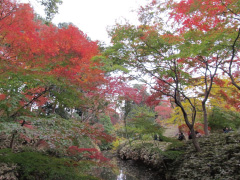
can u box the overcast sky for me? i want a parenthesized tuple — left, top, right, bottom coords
(21, 0, 149, 44)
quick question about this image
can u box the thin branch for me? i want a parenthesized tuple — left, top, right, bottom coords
(10, 86, 53, 118)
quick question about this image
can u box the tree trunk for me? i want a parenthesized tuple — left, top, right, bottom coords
(190, 128, 201, 152)
(176, 104, 201, 151)
(202, 102, 209, 136)
(179, 103, 201, 152)
(123, 116, 128, 139)
(9, 130, 17, 150)
(123, 100, 131, 139)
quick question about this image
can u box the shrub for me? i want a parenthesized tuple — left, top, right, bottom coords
(0, 149, 98, 180)
(208, 107, 240, 130)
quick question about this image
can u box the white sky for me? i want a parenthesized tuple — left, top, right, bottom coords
(21, 0, 149, 44)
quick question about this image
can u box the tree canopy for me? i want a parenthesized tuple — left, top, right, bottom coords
(106, 0, 240, 151)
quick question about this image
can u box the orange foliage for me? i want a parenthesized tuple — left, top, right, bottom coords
(179, 122, 211, 135)
(170, 0, 238, 32)
(0, 2, 105, 90)
(0, 0, 110, 115)
(0, 94, 6, 100)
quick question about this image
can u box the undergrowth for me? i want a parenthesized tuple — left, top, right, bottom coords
(0, 148, 99, 180)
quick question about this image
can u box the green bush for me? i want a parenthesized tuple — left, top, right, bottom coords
(162, 136, 185, 150)
(208, 107, 240, 130)
(117, 104, 163, 140)
(162, 150, 183, 160)
(0, 149, 98, 180)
